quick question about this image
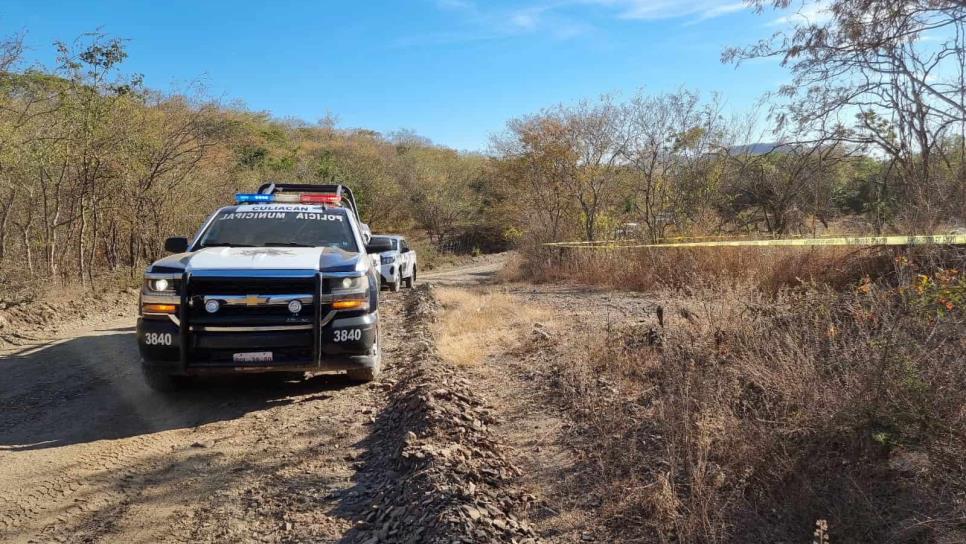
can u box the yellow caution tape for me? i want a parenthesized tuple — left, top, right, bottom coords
(546, 232, 913, 245)
(545, 234, 966, 249)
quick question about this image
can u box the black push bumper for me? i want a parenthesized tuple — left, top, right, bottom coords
(138, 271, 379, 375)
(138, 312, 378, 375)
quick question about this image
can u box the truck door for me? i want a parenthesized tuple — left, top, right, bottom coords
(400, 239, 412, 276)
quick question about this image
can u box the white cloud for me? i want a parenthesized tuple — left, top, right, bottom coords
(585, 0, 749, 22)
(422, 1, 594, 42)
(435, 0, 474, 11)
(768, 1, 833, 27)
(509, 8, 543, 31)
(698, 2, 748, 21)
(413, 0, 747, 47)
(511, 13, 538, 29)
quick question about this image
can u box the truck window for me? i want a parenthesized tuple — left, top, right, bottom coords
(197, 209, 358, 251)
(367, 237, 397, 252)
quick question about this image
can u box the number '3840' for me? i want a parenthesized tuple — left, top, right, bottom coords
(143, 332, 173, 345)
(333, 329, 362, 342)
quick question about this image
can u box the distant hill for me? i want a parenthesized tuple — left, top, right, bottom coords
(729, 142, 780, 155)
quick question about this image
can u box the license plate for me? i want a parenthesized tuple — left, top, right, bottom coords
(233, 351, 273, 363)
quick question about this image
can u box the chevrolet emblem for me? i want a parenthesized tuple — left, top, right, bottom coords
(245, 294, 260, 306)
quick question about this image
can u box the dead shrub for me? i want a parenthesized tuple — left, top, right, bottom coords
(544, 264, 966, 543)
(519, 244, 960, 295)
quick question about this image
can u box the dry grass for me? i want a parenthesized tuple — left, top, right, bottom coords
(433, 287, 550, 366)
(517, 244, 901, 294)
(496, 252, 527, 283)
(525, 247, 966, 543)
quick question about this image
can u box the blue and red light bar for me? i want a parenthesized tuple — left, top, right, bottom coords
(235, 193, 342, 205)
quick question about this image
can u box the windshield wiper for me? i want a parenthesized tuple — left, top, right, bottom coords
(263, 242, 317, 247)
(200, 242, 256, 248)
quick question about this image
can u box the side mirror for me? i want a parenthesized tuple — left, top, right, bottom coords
(360, 224, 372, 245)
(164, 237, 189, 253)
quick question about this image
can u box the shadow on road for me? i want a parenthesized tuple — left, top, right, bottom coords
(422, 269, 501, 286)
(0, 326, 355, 451)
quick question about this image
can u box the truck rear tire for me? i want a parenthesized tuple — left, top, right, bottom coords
(142, 366, 190, 392)
(347, 367, 378, 382)
(404, 267, 415, 288)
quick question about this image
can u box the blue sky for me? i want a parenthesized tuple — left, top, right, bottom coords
(0, 0, 810, 151)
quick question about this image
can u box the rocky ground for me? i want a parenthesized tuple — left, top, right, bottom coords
(339, 286, 541, 544)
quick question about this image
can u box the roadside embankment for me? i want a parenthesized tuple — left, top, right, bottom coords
(342, 284, 540, 543)
(0, 287, 138, 351)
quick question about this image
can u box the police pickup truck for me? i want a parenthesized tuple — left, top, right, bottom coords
(366, 235, 417, 292)
(137, 183, 381, 392)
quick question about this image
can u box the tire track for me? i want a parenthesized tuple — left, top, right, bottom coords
(0, 315, 178, 543)
(0, 432, 174, 541)
(0, 289, 419, 543)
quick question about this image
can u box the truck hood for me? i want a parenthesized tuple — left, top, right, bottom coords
(151, 246, 363, 273)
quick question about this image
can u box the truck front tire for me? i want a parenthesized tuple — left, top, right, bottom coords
(347, 366, 379, 382)
(346, 339, 381, 382)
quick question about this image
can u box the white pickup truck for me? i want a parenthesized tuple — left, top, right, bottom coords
(366, 235, 416, 292)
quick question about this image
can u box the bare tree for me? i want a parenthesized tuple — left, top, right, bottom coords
(721, 137, 851, 234)
(561, 97, 629, 242)
(727, 0, 966, 228)
(623, 90, 722, 241)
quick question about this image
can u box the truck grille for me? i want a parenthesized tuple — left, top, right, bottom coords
(184, 275, 320, 367)
(188, 277, 316, 296)
(185, 275, 317, 326)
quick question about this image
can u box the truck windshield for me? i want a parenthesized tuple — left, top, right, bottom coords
(197, 209, 358, 251)
(367, 237, 397, 252)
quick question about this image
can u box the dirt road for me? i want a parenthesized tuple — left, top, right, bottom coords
(0, 257, 516, 544)
(419, 254, 505, 286)
(0, 302, 400, 543)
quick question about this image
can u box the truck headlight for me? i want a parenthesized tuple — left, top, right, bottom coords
(329, 275, 370, 311)
(336, 276, 367, 291)
(144, 277, 177, 293)
(151, 278, 169, 292)
(380, 255, 394, 265)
